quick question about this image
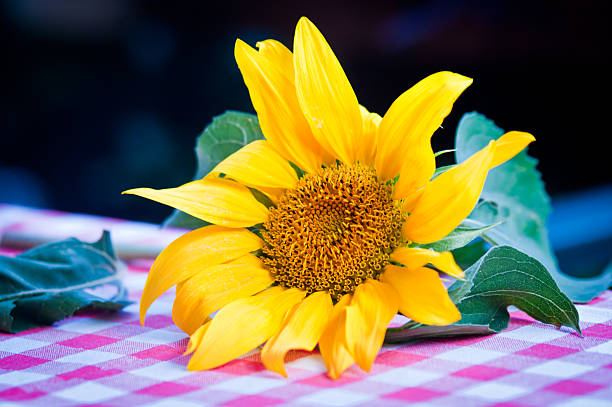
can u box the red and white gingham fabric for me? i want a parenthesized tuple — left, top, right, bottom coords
(1, 204, 611, 407)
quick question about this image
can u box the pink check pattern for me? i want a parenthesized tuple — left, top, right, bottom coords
(1, 204, 611, 407)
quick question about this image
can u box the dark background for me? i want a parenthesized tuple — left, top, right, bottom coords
(1, 0, 610, 224)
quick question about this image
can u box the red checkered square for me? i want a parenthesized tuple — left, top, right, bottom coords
(223, 395, 284, 407)
(295, 371, 361, 388)
(517, 343, 579, 359)
(58, 334, 120, 350)
(452, 365, 514, 380)
(136, 381, 198, 397)
(130, 315, 173, 329)
(433, 335, 489, 346)
(58, 366, 122, 381)
(0, 387, 45, 401)
(384, 387, 447, 402)
(215, 359, 267, 375)
(132, 345, 181, 361)
(376, 351, 426, 366)
(545, 379, 605, 395)
(0, 354, 48, 370)
(583, 324, 612, 339)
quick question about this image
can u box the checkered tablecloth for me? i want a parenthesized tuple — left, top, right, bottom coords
(1, 204, 611, 407)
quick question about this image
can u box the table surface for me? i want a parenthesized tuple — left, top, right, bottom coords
(0, 204, 611, 407)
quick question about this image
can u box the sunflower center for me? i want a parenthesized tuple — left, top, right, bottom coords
(261, 163, 405, 301)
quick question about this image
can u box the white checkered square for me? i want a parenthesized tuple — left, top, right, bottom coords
(575, 305, 612, 323)
(0, 370, 49, 386)
(525, 360, 595, 378)
(500, 325, 568, 342)
(297, 388, 375, 406)
(125, 273, 148, 294)
(209, 376, 286, 395)
(552, 398, 612, 407)
(130, 329, 186, 344)
(130, 360, 193, 380)
(286, 354, 327, 373)
(54, 381, 126, 403)
(586, 340, 612, 355)
(0, 337, 47, 353)
(58, 318, 118, 334)
(56, 349, 123, 364)
(370, 366, 442, 385)
(436, 347, 505, 364)
(461, 382, 530, 401)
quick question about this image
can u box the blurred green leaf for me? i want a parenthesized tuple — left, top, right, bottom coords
(0, 232, 129, 333)
(455, 112, 612, 303)
(416, 218, 502, 253)
(163, 111, 264, 229)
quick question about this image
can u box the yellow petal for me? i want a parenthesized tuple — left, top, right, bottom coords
(208, 140, 297, 190)
(392, 159, 436, 200)
(403, 141, 495, 243)
(404, 131, 534, 243)
(184, 319, 211, 355)
(399, 185, 426, 214)
(376, 72, 473, 194)
(256, 40, 294, 83)
(393, 149, 437, 198)
(253, 186, 285, 204)
(344, 280, 399, 372)
(139, 225, 262, 324)
(490, 131, 535, 168)
(235, 38, 326, 173)
(382, 265, 461, 325)
(172, 254, 274, 334)
(294, 17, 362, 165)
(187, 287, 305, 371)
(391, 247, 464, 279)
(261, 291, 333, 377)
(319, 294, 354, 379)
(123, 178, 268, 228)
(358, 105, 382, 165)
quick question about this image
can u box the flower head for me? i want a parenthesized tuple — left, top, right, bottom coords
(124, 17, 534, 378)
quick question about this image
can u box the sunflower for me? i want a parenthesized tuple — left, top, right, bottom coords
(124, 17, 534, 379)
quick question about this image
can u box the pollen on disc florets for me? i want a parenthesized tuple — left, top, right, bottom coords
(261, 163, 405, 301)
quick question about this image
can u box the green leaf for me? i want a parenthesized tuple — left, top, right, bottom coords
(455, 112, 612, 302)
(0, 231, 129, 333)
(385, 246, 580, 343)
(451, 240, 489, 270)
(192, 110, 265, 179)
(416, 218, 502, 252)
(163, 111, 265, 229)
(162, 210, 210, 230)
